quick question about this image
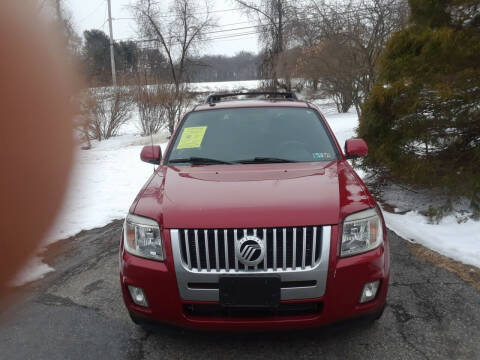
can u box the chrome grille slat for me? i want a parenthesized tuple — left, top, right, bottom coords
(292, 228, 297, 271)
(302, 227, 307, 270)
(273, 229, 277, 270)
(184, 229, 191, 269)
(194, 230, 200, 270)
(223, 229, 229, 271)
(311, 227, 317, 266)
(234, 230, 239, 271)
(179, 226, 323, 273)
(214, 230, 219, 271)
(263, 228, 267, 271)
(204, 230, 210, 271)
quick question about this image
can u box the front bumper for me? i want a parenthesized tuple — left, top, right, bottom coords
(120, 225, 389, 331)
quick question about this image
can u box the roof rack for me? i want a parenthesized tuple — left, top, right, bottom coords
(205, 91, 298, 104)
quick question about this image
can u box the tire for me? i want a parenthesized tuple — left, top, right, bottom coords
(371, 305, 386, 322)
(128, 311, 156, 331)
(128, 311, 142, 325)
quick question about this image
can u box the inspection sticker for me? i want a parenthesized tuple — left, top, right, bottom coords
(312, 152, 332, 160)
(177, 126, 207, 149)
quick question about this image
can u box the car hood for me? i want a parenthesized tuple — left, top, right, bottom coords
(132, 161, 374, 229)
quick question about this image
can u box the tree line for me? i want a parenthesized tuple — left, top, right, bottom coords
(80, 30, 263, 86)
(71, 0, 412, 119)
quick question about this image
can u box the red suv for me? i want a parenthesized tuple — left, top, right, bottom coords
(120, 92, 389, 331)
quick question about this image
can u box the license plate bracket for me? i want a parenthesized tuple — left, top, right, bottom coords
(219, 276, 281, 308)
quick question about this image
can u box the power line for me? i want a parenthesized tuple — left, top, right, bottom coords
(114, 4, 387, 45)
(82, 0, 401, 36)
(85, 1, 404, 52)
(115, 23, 267, 43)
(77, 0, 105, 24)
(115, 7, 245, 20)
(132, 30, 260, 44)
(100, 3, 109, 30)
(111, 3, 396, 37)
(114, 18, 254, 29)
(138, 34, 259, 51)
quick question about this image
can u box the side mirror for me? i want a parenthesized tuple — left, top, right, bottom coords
(345, 138, 368, 159)
(140, 145, 162, 165)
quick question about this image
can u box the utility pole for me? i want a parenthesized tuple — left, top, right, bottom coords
(107, 0, 117, 87)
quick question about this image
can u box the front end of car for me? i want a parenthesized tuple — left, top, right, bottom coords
(120, 206, 389, 331)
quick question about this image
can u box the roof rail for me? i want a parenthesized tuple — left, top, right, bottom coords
(205, 91, 298, 104)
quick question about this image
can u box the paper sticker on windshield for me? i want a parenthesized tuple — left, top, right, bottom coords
(177, 126, 207, 149)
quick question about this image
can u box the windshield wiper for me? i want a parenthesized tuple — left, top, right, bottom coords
(234, 157, 298, 164)
(168, 157, 233, 165)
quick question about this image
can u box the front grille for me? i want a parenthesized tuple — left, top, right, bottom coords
(183, 302, 323, 318)
(178, 227, 322, 272)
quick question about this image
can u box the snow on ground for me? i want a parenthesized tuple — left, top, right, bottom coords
(11, 257, 54, 287)
(383, 211, 480, 268)
(13, 80, 480, 285)
(188, 80, 262, 93)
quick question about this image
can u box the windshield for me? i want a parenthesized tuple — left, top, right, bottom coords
(166, 107, 339, 165)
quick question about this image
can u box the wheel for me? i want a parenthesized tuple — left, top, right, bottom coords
(367, 305, 386, 322)
(373, 305, 385, 321)
(128, 311, 156, 331)
(128, 311, 142, 325)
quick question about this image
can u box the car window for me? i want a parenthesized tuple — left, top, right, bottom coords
(166, 107, 339, 164)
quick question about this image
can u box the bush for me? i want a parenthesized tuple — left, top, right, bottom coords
(162, 85, 195, 135)
(358, 0, 480, 209)
(87, 88, 133, 140)
(73, 92, 95, 149)
(135, 86, 167, 136)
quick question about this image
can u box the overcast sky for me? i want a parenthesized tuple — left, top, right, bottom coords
(65, 0, 260, 56)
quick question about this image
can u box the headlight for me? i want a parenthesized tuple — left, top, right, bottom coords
(124, 213, 164, 261)
(341, 208, 383, 257)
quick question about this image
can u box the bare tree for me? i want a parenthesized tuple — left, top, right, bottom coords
(88, 89, 133, 141)
(295, 0, 409, 113)
(36, 0, 82, 62)
(274, 47, 302, 90)
(234, 0, 297, 90)
(133, 0, 214, 133)
(298, 40, 362, 112)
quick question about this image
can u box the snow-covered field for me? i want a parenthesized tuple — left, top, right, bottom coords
(13, 80, 480, 285)
(188, 80, 262, 93)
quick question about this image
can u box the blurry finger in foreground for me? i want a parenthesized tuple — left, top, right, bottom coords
(0, 1, 75, 302)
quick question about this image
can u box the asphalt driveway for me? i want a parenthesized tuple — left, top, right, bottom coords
(1, 220, 479, 360)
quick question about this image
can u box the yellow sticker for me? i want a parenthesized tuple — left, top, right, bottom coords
(177, 126, 207, 149)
